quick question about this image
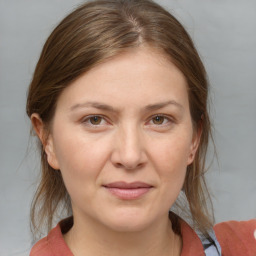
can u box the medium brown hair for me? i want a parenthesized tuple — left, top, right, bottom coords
(27, 0, 214, 238)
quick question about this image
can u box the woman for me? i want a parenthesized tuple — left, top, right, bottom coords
(27, 0, 256, 255)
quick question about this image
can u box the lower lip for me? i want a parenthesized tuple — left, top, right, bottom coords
(104, 187, 152, 200)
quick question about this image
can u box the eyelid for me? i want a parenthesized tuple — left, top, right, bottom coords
(81, 114, 110, 126)
(147, 114, 175, 126)
(80, 114, 175, 127)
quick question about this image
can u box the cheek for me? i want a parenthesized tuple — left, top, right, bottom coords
(150, 135, 191, 203)
(52, 129, 112, 188)
(148, 131, 192, 194)
(151, 133, 192, 172)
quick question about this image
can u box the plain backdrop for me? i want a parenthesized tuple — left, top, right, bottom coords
(0, 0, 255, 255)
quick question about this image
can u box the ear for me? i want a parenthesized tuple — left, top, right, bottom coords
(187, 122, 202, 165)
(31, 113, 60, 170)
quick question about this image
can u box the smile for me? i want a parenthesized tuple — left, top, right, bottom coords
(103, 181, 153, 200)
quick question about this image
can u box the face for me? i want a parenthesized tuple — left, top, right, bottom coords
(37, 47, 200, 232)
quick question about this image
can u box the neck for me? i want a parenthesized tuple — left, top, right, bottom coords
(64, 214, 182, 256)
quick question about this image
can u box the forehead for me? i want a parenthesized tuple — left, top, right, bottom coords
(55, 47, 189, 112)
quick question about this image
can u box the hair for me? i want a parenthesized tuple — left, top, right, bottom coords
(27, 0, 214, 239)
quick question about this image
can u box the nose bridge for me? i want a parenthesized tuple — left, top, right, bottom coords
(113, 122, 145, 169)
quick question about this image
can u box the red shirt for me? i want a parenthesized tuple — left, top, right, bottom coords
(30, 217, 256, 256)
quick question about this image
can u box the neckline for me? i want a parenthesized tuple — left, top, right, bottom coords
(48, 214, 205, 256)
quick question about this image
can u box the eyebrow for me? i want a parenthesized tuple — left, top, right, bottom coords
(70, 102, 115, 112)
(145, 100, 183, 111)
(70, 100, 183, 112)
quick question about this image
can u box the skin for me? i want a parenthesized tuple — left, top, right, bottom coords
(32, 47, 201, 256)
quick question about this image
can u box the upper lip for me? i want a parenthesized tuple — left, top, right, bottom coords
(103, 181, 153, 189)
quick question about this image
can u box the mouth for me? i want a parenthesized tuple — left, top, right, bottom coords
(103, 181, 153, 200)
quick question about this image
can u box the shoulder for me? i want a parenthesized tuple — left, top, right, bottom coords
(179, 218, 206, 256)
(30, 236, 53, 256)
(30, 218, 74, 256)
(214, 219, 256, 256)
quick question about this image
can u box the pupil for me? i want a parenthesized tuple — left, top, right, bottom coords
(90, 116, 101, 125)
(154, 116, 163, 124)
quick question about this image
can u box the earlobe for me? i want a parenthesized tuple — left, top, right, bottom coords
(187, 140, 199, 165)
(187, 124, 202, 165)
(44, 136, 60, 170)
(30, 113, 60, 170)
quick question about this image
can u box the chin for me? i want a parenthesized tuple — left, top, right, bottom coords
(106, 219, 151, 233)
(101, 208, 155, 233)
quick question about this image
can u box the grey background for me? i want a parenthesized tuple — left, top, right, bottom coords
(0, 0, 255, 255)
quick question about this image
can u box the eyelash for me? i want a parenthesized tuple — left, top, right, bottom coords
(81, 114, 174, 127)
(148, 114, 174, 126)
(82, 115, 108, 127)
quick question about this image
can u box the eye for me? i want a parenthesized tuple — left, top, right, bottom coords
(82, 115, 107, 126)
(150, 115, 171, 125)
(152, 115, 165, 125)
(89, 116, 103, 125)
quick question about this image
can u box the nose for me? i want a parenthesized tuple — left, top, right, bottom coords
(110, 126, 147, 170)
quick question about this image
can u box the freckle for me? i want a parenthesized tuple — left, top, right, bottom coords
(254, 229, 256, 240)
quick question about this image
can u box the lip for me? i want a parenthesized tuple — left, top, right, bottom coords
(103, 181, 153, 200)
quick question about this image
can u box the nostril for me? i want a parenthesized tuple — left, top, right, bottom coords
(114, 161, 145, 170)
(115, 162, 123, 168)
